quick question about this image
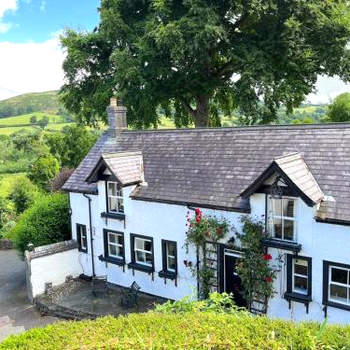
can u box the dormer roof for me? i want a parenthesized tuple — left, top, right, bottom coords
(241, 153, 324, 206)
(86, 151, 144, 186)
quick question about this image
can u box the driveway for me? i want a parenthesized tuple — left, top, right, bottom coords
(0, 250, 59, 342)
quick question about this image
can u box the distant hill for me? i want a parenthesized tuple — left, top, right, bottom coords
(0, 91, 61, 118)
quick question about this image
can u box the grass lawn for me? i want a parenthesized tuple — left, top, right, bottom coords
(0, 173, 27, 197)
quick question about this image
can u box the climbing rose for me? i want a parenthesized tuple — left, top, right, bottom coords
(263, 254, 272, 260)
(265, 276, 272, 283)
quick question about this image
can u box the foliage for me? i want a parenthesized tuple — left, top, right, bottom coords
(185, 209, 229, 298)
(155, 292, 239, 314)
(29, 115, 37, 124)
(50, 168, 74, 192)
(11, 193, 71, 255)
(38, 115, 49, 129)
(28, 154, 60, 190)
(3, 308, 350, 349)
(326, 93, 350, 122)
(235, 216, 276, 307)
(44, 125, 99, 168)
(8, 177, 41, 214)
(61, 0, 350, 128)
(0, 196, 14, 238)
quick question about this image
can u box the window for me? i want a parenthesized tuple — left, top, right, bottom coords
(77, 224, 87, 253)
(103, 230, 124, 263)
(286, 255, 312, 299)
(324, 261, 350, 309)
(268, 196, 296, 241)
(162, 240, 177, 274)
(130, 234, 154, 270)
(107, 182, 124, 213)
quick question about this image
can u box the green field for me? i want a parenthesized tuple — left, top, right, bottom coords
(0, 113, 74, 135)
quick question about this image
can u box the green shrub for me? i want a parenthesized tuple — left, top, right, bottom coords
(11, 193, 71, 255)
(8, 177, 41, 214)
(0, 196, 15, 238)
(28, 153, 59, 190)
(2, 310, 350, 349)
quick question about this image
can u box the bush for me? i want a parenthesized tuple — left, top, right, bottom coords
(11, 193, 71, 255)
(8, 177, 41, 214)
(28, 154, 59, 190)
(2, 308, 350, 349)
(0, 196, 15, 238)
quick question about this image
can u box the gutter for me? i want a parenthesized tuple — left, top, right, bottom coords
(83, 194, 96, 277)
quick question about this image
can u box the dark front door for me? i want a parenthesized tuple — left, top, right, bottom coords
(225, 254, 247, 307)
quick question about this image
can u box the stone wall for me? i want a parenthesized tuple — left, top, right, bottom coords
(25, 240, 83, 303)
(0, 239, 13, 250)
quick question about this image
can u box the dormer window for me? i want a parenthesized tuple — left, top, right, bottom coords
(107, 181, 124, 213)
(268, 196, 296, 241)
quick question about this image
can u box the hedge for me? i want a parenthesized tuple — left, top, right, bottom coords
(11, 193, 71, 255)
(2, 311, 350, 349)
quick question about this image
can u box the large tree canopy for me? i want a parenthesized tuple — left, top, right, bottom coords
(61, 0, 350, 127)
(326, 92, 350, 122)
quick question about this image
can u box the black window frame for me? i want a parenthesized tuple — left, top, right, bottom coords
(105, 181, 124, 214)
(128, 234, 154, 273)
(323, 260, 350, 312)
(159, 240, 177, 279)
(102, 229, 125, 266)
(285, 255, 312, 303)
(76, 223, 87, 253)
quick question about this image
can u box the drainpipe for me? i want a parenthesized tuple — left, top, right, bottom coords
(83, 194, 95, 278)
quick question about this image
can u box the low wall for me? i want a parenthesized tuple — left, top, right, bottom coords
(25, 240, 83, 302)
(0, 239, 13, 250)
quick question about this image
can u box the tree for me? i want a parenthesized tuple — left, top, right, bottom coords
(61, 0, 350, 127)
(28, 154, 60, 190)
(326, 93, 350, 122)
(50, 168, 74, 192)
(38, 116, 49, 129)
(44, 125, 99, 168)
(30, 115, 37, 124)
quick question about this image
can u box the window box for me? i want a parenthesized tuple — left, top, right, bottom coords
(323, 261, 350, 312)
(101, 212, 125, 221)
(158, 270, 177, 280)
(76, 224, 88, 253)
(262, 238, 301, 253)
(128, 262, 154, 273)
(102, 230, 125, 265)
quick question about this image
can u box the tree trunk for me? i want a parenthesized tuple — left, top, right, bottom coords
(194, 95, 210, 127)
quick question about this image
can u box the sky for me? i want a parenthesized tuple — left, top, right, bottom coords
(0, 0, 349, 104)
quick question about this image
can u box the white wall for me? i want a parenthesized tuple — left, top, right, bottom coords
(29, 248, 82, 298)
(70, 185, 243, 301)
(250, 193, 350, 324)
(70, 186, 350, 323)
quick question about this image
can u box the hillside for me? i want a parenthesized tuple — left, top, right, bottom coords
(0, 91, 61, 118)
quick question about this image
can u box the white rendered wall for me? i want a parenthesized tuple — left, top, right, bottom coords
(30, 249, 82, 298)
(70, 188, 350, 323)
(250, 193, 350, 324)
(70, 186, 243, 301)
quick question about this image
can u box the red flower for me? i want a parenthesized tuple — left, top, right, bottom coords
(195, 208, 201, 215)
(265, 276, 272, 283)
(196, 216, 201, 223)
(263, 254, 272, 261)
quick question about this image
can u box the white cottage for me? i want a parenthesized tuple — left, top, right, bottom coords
(62, 98, 350, 323)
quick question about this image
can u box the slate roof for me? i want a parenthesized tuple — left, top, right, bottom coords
(62, 123, 350, 223)
(86, 151, 144, 185)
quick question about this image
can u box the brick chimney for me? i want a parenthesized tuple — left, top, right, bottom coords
(107, 97, 127, 137)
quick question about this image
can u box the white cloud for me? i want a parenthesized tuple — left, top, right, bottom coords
(0, 0, 17, 33)
(0, 36, 65, 101)
(306, 76, 350, 104)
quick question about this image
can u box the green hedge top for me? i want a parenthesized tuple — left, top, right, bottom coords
(2, 312, 350, 349)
